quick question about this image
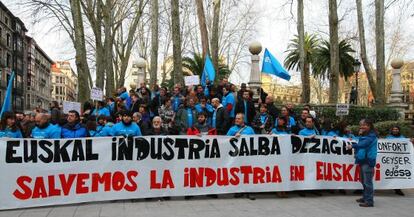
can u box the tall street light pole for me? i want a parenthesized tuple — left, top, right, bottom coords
(353, 59, 361, 104)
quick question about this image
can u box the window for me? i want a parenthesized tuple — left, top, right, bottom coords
(6, 53, 10, 67)
(6, 33, 10, 47)
(5, 17, 9, 26)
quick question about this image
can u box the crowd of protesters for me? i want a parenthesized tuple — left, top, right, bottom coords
(1, 79, 414, 207)
(0, 79, 366, 139)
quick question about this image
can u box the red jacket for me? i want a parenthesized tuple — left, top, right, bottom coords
(186, 127, 217, 135)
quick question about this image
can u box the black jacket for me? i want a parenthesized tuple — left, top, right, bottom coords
(214, 106, 230, 135)
(266, 103, 279, 119)
(235, 100, 256, 125)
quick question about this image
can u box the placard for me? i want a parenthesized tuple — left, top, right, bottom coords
(184, 75, 200, 86)
(62, 101, 81, 114)
(91, 87, 103, 101)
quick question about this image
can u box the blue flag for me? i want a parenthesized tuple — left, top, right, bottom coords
(0, 71, 15, 119)
(261, 48, 291, 81)
(201, 55, 215, 86)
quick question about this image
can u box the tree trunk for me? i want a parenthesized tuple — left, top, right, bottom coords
(297, 0, 309, 103)
(150, 0, 159, 88)
(81, 0, 105, 89)
(171, 0, 184, 85)
(195, 0, 210, 59)
(70, 0, 91, 103)
(356, 0, 377, 101)
(328, 0, 340, 103)
(375, 0, 385, 105)
(103, 0, 115, 96)
(211, 0, 221, 81)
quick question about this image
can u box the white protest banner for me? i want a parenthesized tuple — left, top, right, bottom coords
(91, 87, 103, 101)
(184, 75, 200, 86)
(0, 136, 413, 210)
(62, 101, 81, 114)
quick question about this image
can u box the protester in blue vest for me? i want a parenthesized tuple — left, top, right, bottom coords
(175, 97, 198, 135)
(386, 126, 406, 139)
(278, 106, 296, 133)
(61, 110, 89, 138)
(222, 85, 236, 121)
(91, 101, 111, 117)
(111, 110, 142, 137)
(31, 113, 61, 139)
(346, 119, 378, 207)
(172, 86, 183, 112)
(227, 113, 255, 136)
(321, 119, 337, 136)
(335, 121, 356, 140)
(93, 115, 113, 137)
(385, 125, 407, 196)
(0, 112, 23, 138)
(228, 112, 255, 200)
(251, 103, 273, 134)
(299, 116, 319, 136)
(195, 96, 214, 125)
(272, 116, 289, 135)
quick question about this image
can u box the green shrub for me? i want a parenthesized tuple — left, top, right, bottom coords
(349, 121, 414, 138)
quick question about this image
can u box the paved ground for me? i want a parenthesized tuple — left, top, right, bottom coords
(1, 189, 413, 217)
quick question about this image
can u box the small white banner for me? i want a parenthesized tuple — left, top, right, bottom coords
(184, 75, 200, 86)
(90, 87, 103, 101)
(62, 101, 81, 114)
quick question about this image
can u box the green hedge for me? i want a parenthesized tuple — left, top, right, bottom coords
(286, 105, 400, 126)
(349, 121, 414, 138)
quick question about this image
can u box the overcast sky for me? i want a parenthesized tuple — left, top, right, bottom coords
(3, 0, 414, 86)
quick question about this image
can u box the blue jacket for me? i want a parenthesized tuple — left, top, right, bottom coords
(321, 130, 337, 137)
(352, 131, 378, 167)
(91, 107, 111, 117)
(111, 122, 142, 137)
(299, 128, 319, 136)
(222, 92, 236, 118)
(61, 123, 89, 138)
(31, 124, 61, 139)
(0, 128, 23, 138)
(93, 123, 113, 137)
(386, 135, 406, 139)
(271, 128, 288, 135)
(172, 95, 182, 112)
(226, 125, 255, 136)
(275, 117, 296, 133)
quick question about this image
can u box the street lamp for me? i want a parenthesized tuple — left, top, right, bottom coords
(353, 59, 361, 104)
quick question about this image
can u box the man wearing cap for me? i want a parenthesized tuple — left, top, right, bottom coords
(111, 110, 142, 137)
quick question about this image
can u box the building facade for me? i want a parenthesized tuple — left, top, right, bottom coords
(25, 36, 53, 111)
(261, 74, 302, 104)
(0, 2, 27, 112)
(51, 61, 78, 102)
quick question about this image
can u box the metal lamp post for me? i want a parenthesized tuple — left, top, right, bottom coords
(353, 59, 361, 104)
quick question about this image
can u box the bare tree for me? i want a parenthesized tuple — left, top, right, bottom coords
(149, 0, 159, 88)
(356, 0, 377, 102)
(171, 0, 184, 85)
(328, 0, 340, 103)
(113, 0, 146, 88)
(375, 0, 385, 105)
(297, 0, 309, 103)
(211, 0, 221, 77)
(70, 0, 91, 103)
(195, 0, 210, 59)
